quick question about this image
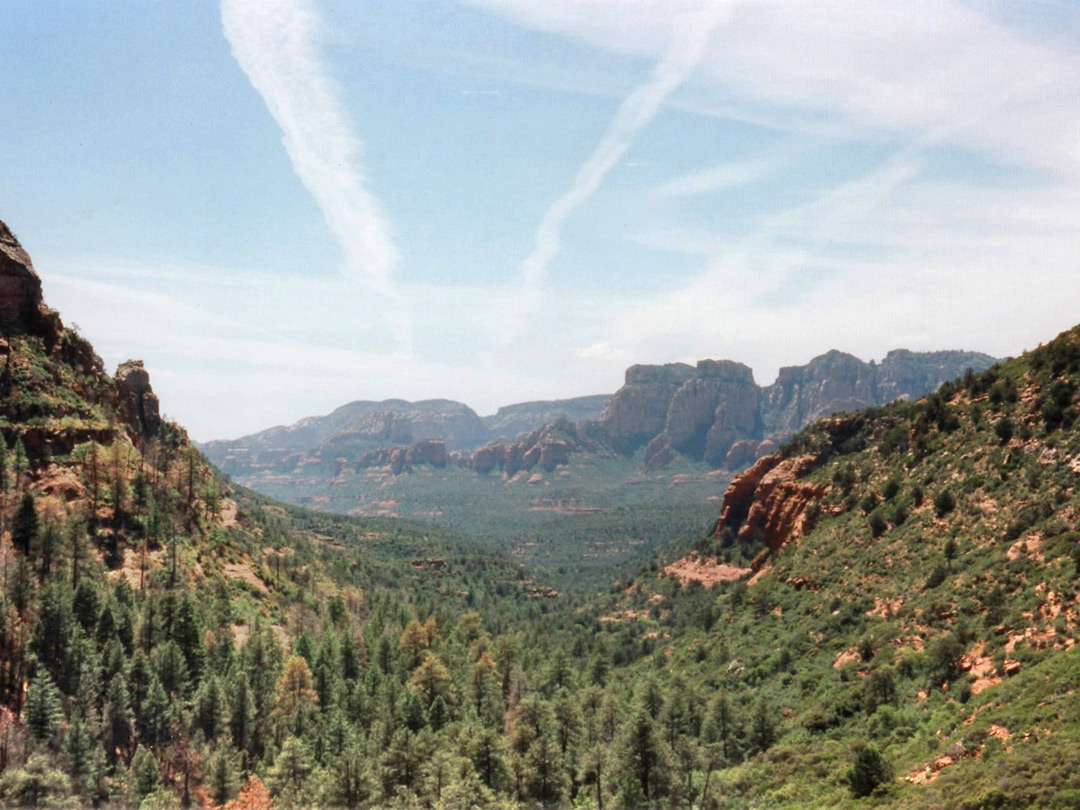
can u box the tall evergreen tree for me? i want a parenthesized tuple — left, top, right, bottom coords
(129, 746, 160, 802)
(24, 672, 63, 746)
(12, 492, 37, 556)
(103, 672, 134, 766)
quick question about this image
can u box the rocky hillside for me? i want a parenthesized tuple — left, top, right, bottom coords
(587, 323, 1080, 808)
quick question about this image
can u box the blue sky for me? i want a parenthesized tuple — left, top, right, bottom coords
(3, 0, 1080, 440)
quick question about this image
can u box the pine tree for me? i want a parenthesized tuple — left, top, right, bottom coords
(274, 656, 318, 740)
(847, 744, 892, 797)
(29, 583, 72, 687)
(748, 700, 775, 755)
(9, 555, 33, 614)
(409, 652, 453, 706)
(129, 745, 160, 802)
(155, 640, 190, 696)
(104, 672, 134, 766)
(207, 747, 239, 807)
(139, 676, 173, 748)
(37, 522, 58, 578)
(614, 707, 670, 806)
(195, 676, 229, 741)
(334, 738, 375, 809)
(268, 735, 312, 797)
(24, 671, 63, 745)
(229, 671, 256, 753)
(171, 592, 205, 680)
(65, 716, 95, 783)
(0, 433, 9, 493)
(13, 438, 27, 492)
(12, 492, 37, 555)
(0, 753, 71, 807)
(340, 631, 361, 682)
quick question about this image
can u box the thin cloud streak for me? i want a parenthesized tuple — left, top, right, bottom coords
(655, 157, 776, 197)
(220, 0, 399, 291)
(516, 4, 731, 295)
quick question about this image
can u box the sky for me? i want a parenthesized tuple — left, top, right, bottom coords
(2, 0, 1080, 441)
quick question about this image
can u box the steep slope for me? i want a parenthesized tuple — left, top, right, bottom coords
(587, 324, 1080, 808)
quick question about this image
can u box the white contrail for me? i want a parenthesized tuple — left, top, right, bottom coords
(221, 0, 399, 293)
(517, 4, 730, 296)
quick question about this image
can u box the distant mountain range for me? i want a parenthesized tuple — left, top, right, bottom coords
(202, 348, 998, 483)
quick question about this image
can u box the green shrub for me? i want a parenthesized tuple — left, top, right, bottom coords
(847, 744, 892, 798)
(935, 490, 956, 518)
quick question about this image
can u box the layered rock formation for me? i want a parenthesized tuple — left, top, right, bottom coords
(0, 220, 170, 459)
(203, 394, 614, 478)
(354, 418, 607, 477)
(713, 452, 827, 567)
(642, 360, 761, 468)
(115, 360, 161, 442)
(600, 348, 997, 470)
(598, 363, 695, 454)
(761, 350, 877, 437)
(204, 346, 996, 485)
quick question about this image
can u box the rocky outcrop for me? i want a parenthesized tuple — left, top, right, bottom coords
(760, 349, 998, 439)
(356, 438, 449, 475)
(203, 399, 490, 477)
(761, 351, 877, 437)
(876, 349, 999, 403)
(644, 360, 760, 468)
(599, 363, 695, 454)
(115, 360, 161, 441)
(0, 220, 61, 344)
(469, 418, 606, 476)
(483, 394, 610, 440)
(713, 452, 827, 566)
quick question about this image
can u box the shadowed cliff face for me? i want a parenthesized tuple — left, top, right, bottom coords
(0, 219, 62, 344)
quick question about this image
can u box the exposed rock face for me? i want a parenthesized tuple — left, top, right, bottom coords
(599, 363, 695, 454)
(876, 349, 997, 403)
(355, 438, 448, 474)
(760, 349, 998, 439)
(646, 360, 760, 468)
(0, 220, 61, 342)
(203, 345, 998, 487)
(115, 360, 162, 441)
(761, 351, 877, 437)
(483, 394, 610, 440)
(203, 399, 489, 477)
(713, 451, 827, 566)
(468, 418, 606, 476)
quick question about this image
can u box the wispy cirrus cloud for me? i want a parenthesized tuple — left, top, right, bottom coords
(516, 3, 732, 295)
(220, 0, 399, 292)
(655, 156, 776, 198)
